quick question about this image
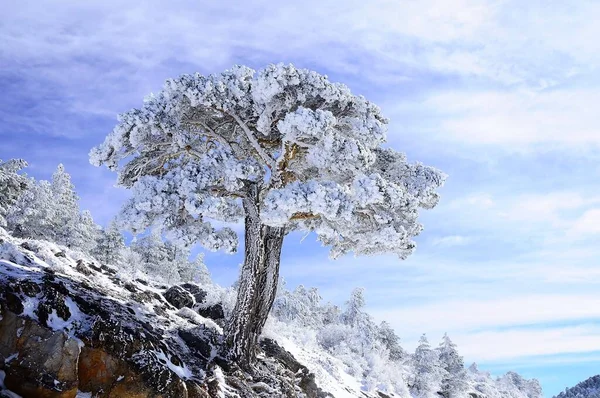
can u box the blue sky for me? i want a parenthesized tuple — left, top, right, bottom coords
(2, 0, 600, 395)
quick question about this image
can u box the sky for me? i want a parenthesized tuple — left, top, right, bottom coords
(1, 0, 600, 395)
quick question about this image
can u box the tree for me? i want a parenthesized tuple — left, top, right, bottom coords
(92, 221, 126, 265)
(90, 63, 446, 366)
(412, 334, 444, 398)
(7, 179, 55, 240)
(0, 159, 30, 227)
(437, 333, 468, 398)
(51, 164, 83, 248)
(8, 165, 99, 252)
(377, 321, 406, 361)
(189, 253, 211, 284)
(177, 252, 206, 283)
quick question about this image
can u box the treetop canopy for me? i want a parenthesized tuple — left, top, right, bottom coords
(90, 63, 445, 259)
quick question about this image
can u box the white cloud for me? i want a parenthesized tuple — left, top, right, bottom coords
(569, 208, 600, 237)
(455, 325, 600, 362)
(372, 294, 600, 360)
(403, 88, 600, 149)
(448, 193, 495, 209)
(432, 235, 473, 247)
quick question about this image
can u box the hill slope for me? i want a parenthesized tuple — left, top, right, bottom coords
(0, 227, 542, 397)
(555, 375, 600, 398)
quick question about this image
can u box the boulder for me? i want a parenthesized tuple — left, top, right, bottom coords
(196, 303, 225, 322)
(163, 285, 195, 309)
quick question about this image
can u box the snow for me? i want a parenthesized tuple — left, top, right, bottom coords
(155, 351, 192, 379)
(4, 353, 18, 364)
(176, 307, 223, 334)
(45, 296, 82, 331)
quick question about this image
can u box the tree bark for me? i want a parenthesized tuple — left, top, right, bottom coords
(224, 184, 285, 368)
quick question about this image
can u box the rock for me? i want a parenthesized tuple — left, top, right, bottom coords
(4, 291, 23, 315)
(163, 285, 194, 309)
(75, 260, 93, 276)
(260, 338, 303, 373)
(196, 303, 225, 322)
(180, 283, 207, 303)
(1, 313, 79, 398)
(178, 328, 213, 360)
(260, 338, 333, 398)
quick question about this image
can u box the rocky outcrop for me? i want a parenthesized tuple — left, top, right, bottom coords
(0, 230, 333, 398)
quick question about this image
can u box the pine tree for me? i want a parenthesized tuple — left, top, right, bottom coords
(0, 159, 30, 227)
(377, 321, 406, 361)
(51, 164, 80, 245)
(438, 333, 468, 398)
(189, 253, 211, 284)
(92, 221, 125, 265)
(7, 179, 56, 241)
(412, 334, 444, 398)
(91, 63, 446, 365)
(342, 287, 366, 327)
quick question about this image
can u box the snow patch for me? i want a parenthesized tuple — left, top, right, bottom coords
(155, 351, 192, 379)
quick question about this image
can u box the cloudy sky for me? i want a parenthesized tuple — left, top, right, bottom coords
(2, 0, 600, 395)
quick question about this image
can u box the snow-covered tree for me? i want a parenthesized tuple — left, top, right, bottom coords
(92, 221, 126, 265)
(90, 63, 446, 366)
(437, 333, 468, 398)
(190, 253, 211, 284)
(411, 334, 444, 398)
(342, 287, 366, 327)
(377, 321, 406, 361)
(74, 210, 101, 253)
(498, 372, 543, 398)
(8, 165, 99, 252)
(7, 179, 56, 240)
(0, 159, 30, 227)
(130, 231, 193, 284)
(178, 252, 207, 283)
(51, 164, 83, 247)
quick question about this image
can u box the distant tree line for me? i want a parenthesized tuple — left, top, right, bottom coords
(0, 159, 208, 285)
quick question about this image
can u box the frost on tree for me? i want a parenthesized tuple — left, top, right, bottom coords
(7, 164, 99, 252)
(0, 159, 29, 227)
(90, 63, 446, 366)
(437, 333, 468, 398)
(411, 334, 444, 398)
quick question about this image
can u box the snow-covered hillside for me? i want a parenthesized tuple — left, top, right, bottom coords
(555, 375, 600, 398)
(0, 227, 542, 397)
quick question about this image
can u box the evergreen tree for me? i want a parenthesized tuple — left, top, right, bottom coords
(91, 63, 446, 365)
(342, 287, 366, 327)
(190, 253, 211, 284)
(92, 221, 125, 265)
(412, 334, 444, 398)
(0, 159, 29, 227)
(8, 165, 99, 253)
(377, 321, 406, 361)
(7, 179, 56, 240)
(438, 333, 468, 398)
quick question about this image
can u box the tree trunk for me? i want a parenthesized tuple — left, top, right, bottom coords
(224, 184, 285, 368)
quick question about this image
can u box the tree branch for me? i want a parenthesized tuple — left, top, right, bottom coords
(289, 212, 319, 221)
(229, 112, 278, 171)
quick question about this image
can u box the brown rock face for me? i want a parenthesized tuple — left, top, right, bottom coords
(0, 309, 79, 398)
(78, 347, 122, 393)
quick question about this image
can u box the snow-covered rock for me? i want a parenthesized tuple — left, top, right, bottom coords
(0, 228, 329, 397)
